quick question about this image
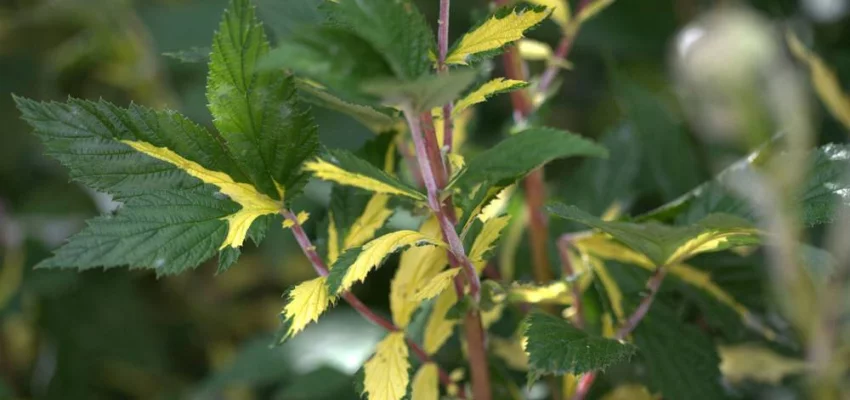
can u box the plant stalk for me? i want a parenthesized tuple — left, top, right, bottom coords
(280, 209, 463, 397)
(572, 267, 669, 400)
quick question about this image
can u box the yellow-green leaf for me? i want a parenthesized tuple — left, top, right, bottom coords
(423, 287, 458, 354)
(344, 194, 394, 249)
(414, 268, 461, 302)
(281, 211, 309, 229)
(585, 253, 626, 322)
(469, 215, 511, 272)
(411, 363, 439, 400)
(787, 32, 850, 132)
(518, 39, 553, 60)
(576, 0, 614, 25)
(527, 0, 570, 31)
(330, 230, 446, 294)
(491, 336, 530, 371)
(508, 281, 572, 305)
(304, 157, 425, 200)
(327, 212, 341, 264)
(390, 218, 448, 328)
(601, 384, 657, 400)
(122, 140, 281, 250)
(281, 276, 334, 338)
(719, 344, 808, 384)
(364, 332, 410, 400)
(445, 6, 551, 65)
(453, 78, 528, 117)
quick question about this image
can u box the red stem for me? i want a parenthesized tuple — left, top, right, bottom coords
(573, 267, 669, 400)
(280, 210, 462, 397)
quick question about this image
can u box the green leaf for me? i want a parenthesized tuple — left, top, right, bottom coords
(548, 204, 761, 267)
(305, 149, 426, 201)
(325, 0, 434, 81)
(616, 81, 704, 201)
(260, 28, 394, 101)
(561, 124, 641, 216)
(524, 312, 636, 376)
(208, 0, 319, 199)
(255, 0, 325, 41)
(449, 127, 607, 227)
(162, 46, 210, 64)
(361, 69, 478, 112)
(642, 144, 850, 226)
(297, 81, 400, 133)
(633, 301, 727, 400)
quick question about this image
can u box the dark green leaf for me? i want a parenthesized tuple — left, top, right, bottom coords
(208, 0, 319, 199)
(524, 312, 636, 376)
(260, 27, 394, 101)
(325, 0, 434, 81)
(633, 302, 727, 400)
(361, 69, 478, 112)
(642, 144, 850, 226)
(297, 81, 400, 133)
(615, 80, 704, 201)
(255, 0, 325, 41)
(547, 204, 760, 267)
(450, 128, 607, 228)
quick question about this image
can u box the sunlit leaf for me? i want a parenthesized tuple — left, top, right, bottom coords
(413, 268, 461, 302)
(363, 332, 410, 400)
(453, 78, 528, 117)
(411, 362, 439, 400)
(445, 5, 551, 65)
(390, 217, 448, 328)
(305, 150, 426, 201)
(280, 276, 334, 339)
(327, 231, 446, 294)
(423, 288, 459, 354)
(719, 344, 808, 384)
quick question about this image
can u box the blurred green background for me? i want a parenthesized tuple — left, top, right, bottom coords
(0, 0, 848, 399)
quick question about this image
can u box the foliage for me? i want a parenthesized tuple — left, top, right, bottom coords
(4, 0, 850, 399)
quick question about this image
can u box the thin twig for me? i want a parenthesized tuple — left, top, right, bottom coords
(572, 267, 669, 400)
(280, 209, 463, 397)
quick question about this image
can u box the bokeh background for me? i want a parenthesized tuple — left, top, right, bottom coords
(0, 0, 848, 399)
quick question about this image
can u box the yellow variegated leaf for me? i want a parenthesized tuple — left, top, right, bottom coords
(122, 140, 280, 250)
(281, 211, 309, 229)
(390, 217, 448, 327)
(491, 336, 529, 371)
(499, 203, 528, 281)
(601, 384, 657, 400)
(282, 276, 333, 338)
(528, 0, 570, 30)
(414, 268, 461, 302)
(586, 254, 625, 321)
(479, 186, 515, 222)
(303, 158, 422, 199)
(787, 32, 850, 131)
(364, 332, 410, 400)
(447, 154, 466, 177)
(578, 235, 776, 340)
(453, 78, 528, 116)
(668, 263, 777, 340)
(518, 39, 553, 60)
(508, 281, 572, 304)
(433, 107, 471, 151)
(469, 215, 511, 273)
(445, 6, 551, 65)
(411, 363, 439, 400)
(576, 0, 615, 26)
(719, 344, 808, 384)
(384, 140, 397, 173)
(482, 303, 505, 328)
(344, 194, 394, 249)
(339, 230, 446, 294)
(327, 212, 341, 264)
(423, 287, 458, 354)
